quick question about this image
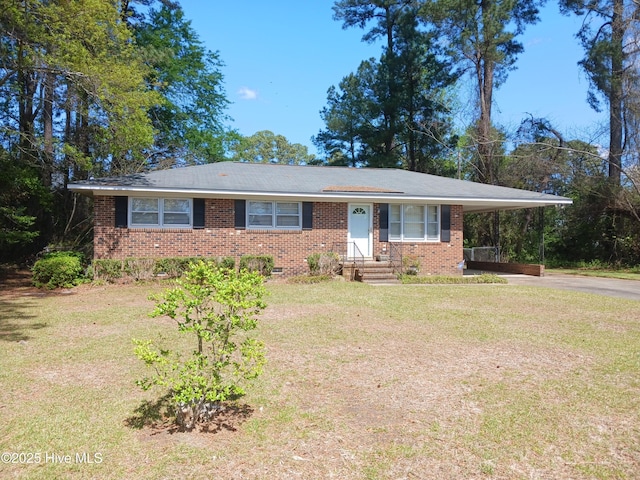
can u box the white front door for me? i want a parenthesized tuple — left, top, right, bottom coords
(348, 203, 372, 258)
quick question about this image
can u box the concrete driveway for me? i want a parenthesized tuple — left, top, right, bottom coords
(496, 272, 640, 301)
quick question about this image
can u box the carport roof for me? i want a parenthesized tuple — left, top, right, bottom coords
(68, 162, 573, 213)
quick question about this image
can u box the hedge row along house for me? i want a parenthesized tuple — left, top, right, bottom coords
(68, 162, 572, 279)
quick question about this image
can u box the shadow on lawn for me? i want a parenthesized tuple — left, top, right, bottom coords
(125, 394, 254, 434)
(0, 298, 47, 342)
(0, 268, 48, 342)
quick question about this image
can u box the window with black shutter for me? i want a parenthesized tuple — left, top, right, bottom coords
(115, 196, 128, 228)
(302, 202, 313, 230)
(379, 203, 389, 242)
(193, 198, 205, 228)
(440, 205, 451, 242)
(234, 199, 246, 229)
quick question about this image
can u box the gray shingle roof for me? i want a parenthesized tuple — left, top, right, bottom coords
(68, 162, 572, 213)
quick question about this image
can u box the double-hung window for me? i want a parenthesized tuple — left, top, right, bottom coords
(130, 198, 192, 228)
(248, 201, 301, 229)
(389, 204, 439, 241)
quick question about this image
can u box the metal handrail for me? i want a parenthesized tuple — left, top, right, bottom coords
(331, 241, 365, 281)
(388, 242, 403, 276)
(350, 242, 365, 280)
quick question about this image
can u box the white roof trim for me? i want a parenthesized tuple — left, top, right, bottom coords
(69, 183, 572, 213)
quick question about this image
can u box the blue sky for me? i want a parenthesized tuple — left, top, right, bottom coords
(179, 1, 606, 155)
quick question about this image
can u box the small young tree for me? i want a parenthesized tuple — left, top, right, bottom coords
(134, 261, 266, 430)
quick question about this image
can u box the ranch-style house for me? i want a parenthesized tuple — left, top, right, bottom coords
(68, 162, 572, 279)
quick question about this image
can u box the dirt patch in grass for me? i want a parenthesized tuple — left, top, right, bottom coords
(32, 361, 130, 389)
(129, 401, 255, 439)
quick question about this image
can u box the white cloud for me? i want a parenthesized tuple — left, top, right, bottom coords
(237, 86, 258, 100)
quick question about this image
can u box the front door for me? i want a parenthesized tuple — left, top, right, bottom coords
(348, 203, 372, 258)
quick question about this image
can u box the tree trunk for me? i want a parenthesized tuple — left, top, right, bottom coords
(407, 65, 417, 171)
(17, 45, 39, 172)
(43, 71, 55, 186)
(383, 5, 397, 161)
(608, 0, 624, 185)
(476, 0, 496, 185)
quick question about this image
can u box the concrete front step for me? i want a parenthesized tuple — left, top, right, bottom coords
(357, 260, 400, 284)
(364, 278, 401, 285)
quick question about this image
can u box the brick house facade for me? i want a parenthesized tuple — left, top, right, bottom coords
(93, 195, 464, 276)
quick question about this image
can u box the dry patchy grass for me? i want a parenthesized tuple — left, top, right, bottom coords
(0, 277, 639, 479)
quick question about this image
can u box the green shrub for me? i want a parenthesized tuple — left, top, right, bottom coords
(154, 257, 236, 278)
(32, 252, 85, 289)
(400, 274, 507, 284)
(239, 255, 274, 276)
(402, 255, 420, 275)
(124, 258, 156, 281)
(92, 256, 239, 284)
(92, 259, 123, 282)
(153, 257, 195, 278)
(288, 274, 333, 284)
(134, 261, 266, 431)
(307, 252, 340, 276)
(307, 253, 320, 274)
(216, 256, 236, 270)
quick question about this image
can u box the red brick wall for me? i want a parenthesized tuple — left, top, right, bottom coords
(93, 197, 464, 276)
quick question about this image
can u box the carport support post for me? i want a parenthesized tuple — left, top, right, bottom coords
(539, 207, 545, 264)
(493, 210, 500, 262)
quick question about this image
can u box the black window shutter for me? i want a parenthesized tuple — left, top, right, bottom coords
(234, 199, 246, 229)
(302, 202, 313, 230)
(440, 205, 451, 242)
(193, 198, 205, 229)
(379, 203, 389, 242)
(115, 196, 128, 228)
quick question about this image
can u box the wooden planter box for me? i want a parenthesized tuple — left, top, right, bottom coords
(466, 261, 545, 277)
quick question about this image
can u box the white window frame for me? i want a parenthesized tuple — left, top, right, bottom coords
(247, 201, 302, 230)
(129, 197, 193, 228)
(389, 204, 440, 242)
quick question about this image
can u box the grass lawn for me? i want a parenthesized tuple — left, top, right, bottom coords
(1, 277, 639, 479)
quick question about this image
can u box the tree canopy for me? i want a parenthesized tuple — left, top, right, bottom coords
(0, 0, 159, 258)
(231, 130, 317, 165)
(318, 1, 458, 172)
(0, 0, 235, 260)
(133, 4, 234, 168)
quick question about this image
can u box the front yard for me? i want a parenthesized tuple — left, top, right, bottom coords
(1, 277, 639, 479)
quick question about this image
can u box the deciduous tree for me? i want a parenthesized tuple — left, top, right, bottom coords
(231, 130, 316, 165)
(133, 3, 233, 167)
(0, 0, 157, 258)
(134, 261, 266, 431)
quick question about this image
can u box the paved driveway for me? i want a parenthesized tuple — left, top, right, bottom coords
(499, 272, 640, 301)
